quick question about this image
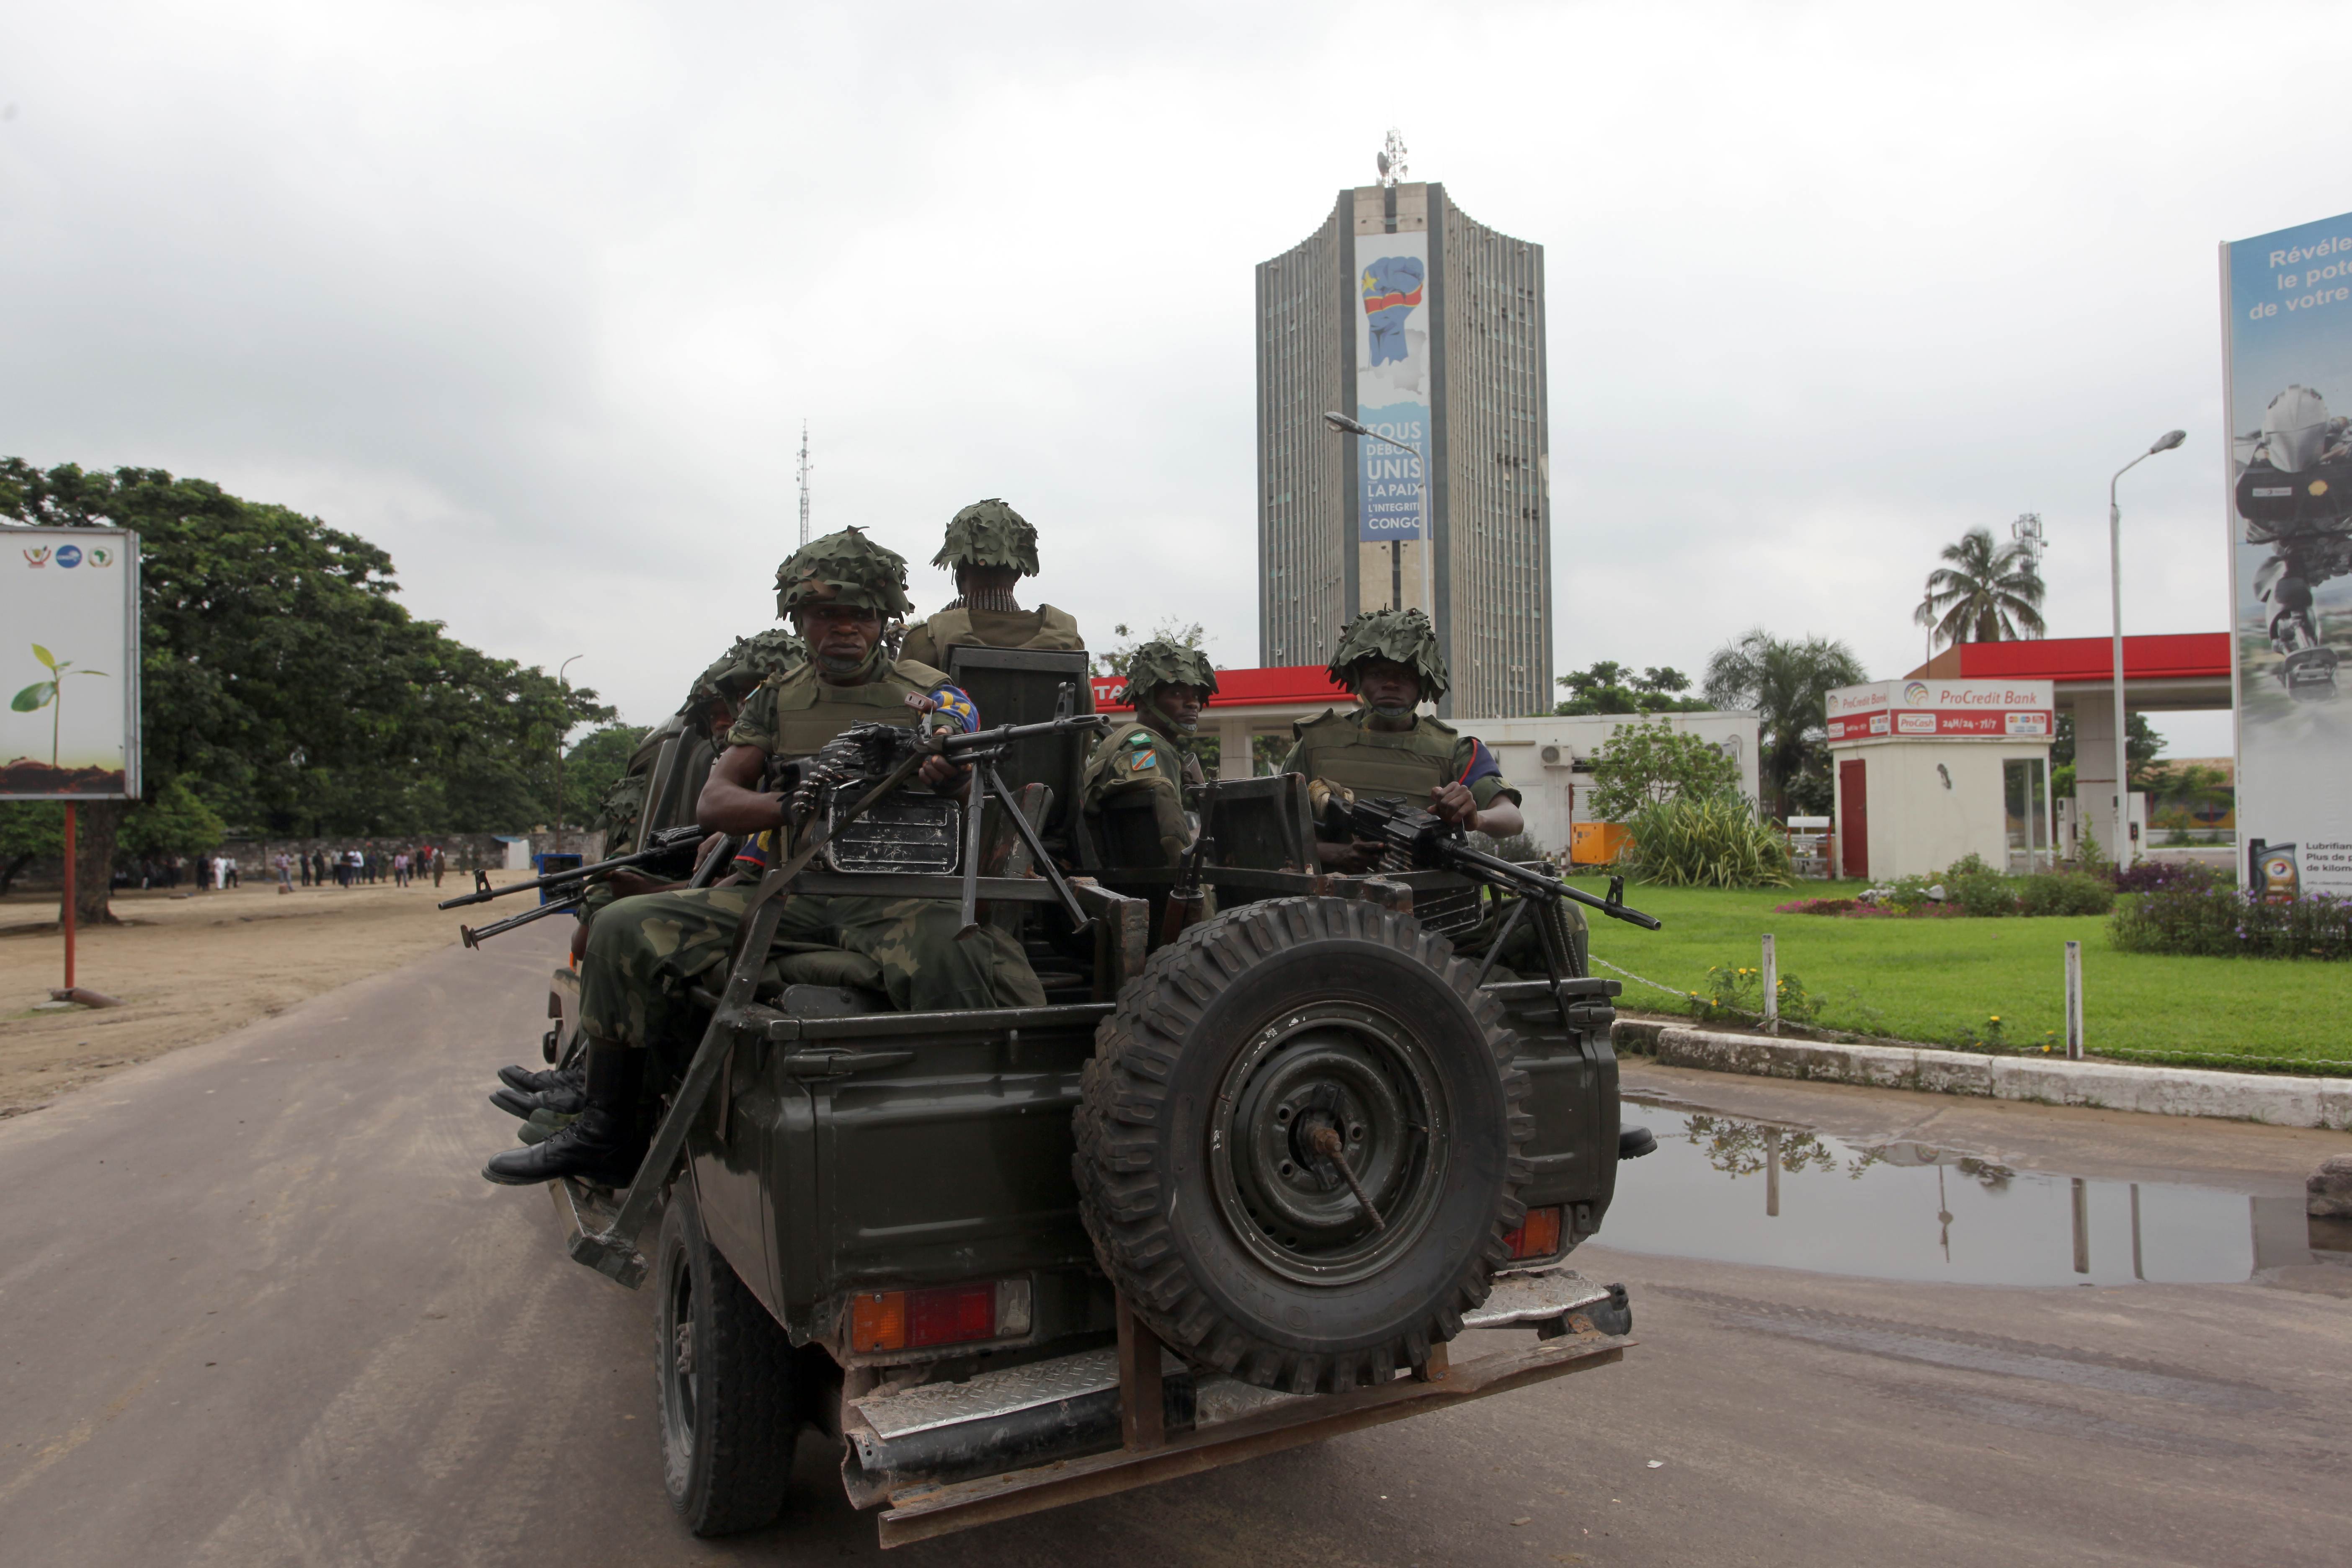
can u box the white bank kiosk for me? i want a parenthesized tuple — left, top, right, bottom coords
(1825, 678, 2057, 883)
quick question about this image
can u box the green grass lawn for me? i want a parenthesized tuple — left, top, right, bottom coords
(1566, 877, 2352, 1075)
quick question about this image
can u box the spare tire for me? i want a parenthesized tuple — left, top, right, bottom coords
(1074, 896, 1532, 1393)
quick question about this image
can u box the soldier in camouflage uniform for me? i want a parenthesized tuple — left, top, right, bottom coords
(1081, 639, 1216, 872)
(482, 530, 1042, 1188)
(898, 498, 1085, 667)
(1281, 610, 1572, 967)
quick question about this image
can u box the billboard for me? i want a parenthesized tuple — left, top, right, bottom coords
(2, 529, 140, 799)
(1354, 230, 1431, 547)
(2222, 212, 2352, 895)
(1824, 679, 2054, 743)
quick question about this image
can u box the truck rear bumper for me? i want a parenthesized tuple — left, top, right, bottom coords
(845, 1267, 1629, 1547)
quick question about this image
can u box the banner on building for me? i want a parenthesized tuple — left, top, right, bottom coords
(1824, 679, 2053, 743)
(1, 528, 141, 799)
(2223, 211, 2352, 895)
(1354, 230, 1431, 545)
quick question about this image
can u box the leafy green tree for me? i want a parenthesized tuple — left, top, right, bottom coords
(0, 802, 64, 896)
(1586, 717, 1742, 821)
(563, 725, 651, 827)
(1702, 629, 1867, 820)
(1914, 526, 2046, 648)
(2, 460, 615, 921)
(117, 776, 227, 863)
(1553, 661, 1711, 717)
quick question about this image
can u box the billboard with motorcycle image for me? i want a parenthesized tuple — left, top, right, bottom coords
(2224, 212, 2352, 895)
(1, 528, 140, 799)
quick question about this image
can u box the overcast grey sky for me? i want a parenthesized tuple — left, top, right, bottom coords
(5, 1, 2336, 756)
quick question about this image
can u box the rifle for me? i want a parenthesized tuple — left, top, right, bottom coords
(1159, 776, 1219, 945)
(1342, 795, 1663, 932)
(437, 825, 710, 913)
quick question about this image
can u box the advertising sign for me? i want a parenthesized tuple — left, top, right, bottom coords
(1824, 679, 2054, 743)
(1354, 230, 1430, 545)
(2222, 211, 2352, 895)
(2, 528, 141, 799)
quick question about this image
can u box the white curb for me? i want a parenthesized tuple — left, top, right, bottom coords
(1618, 1024, 2352, 1131)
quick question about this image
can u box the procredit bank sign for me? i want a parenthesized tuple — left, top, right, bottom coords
(1825, 678, 2055, 742)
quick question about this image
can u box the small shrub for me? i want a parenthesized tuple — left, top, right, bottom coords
(1774, 970, 1824, 1024)
(1623, 796, 1793, 888)
(2112, 882, 2352, 959)
(1945, 856, 2018, 918)
(2111, 859, 2225, 895)
(2015, 871, 2115, 917)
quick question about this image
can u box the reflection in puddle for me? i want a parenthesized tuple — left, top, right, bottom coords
(1603, 1106, 2321, 1287)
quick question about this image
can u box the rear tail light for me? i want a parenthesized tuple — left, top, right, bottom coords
(1501, 1205, 1563, 1260)
(849, 1278, 1032, 1354)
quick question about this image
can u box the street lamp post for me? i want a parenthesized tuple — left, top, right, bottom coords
(1323, 412, 1434, 619)
(2106, 431, 2186, 865)
(554, 654, 583, 858)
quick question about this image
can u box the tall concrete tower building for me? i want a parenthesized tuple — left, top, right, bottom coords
(1255, 175, 1551, 718)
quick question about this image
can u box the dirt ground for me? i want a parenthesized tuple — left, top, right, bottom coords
(0, 871, 539, 1117)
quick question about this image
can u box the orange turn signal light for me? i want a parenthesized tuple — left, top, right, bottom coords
(1501, 1205, 1563, 1261)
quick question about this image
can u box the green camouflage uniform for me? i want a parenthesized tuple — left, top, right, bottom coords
(578, 529, 1043, 1047)
(899, 498, 1087, 667)
(1282, 610, 1573, 964)
(1081, 640, 1219, 870)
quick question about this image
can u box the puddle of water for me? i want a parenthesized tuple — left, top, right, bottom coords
(1603, 1104, 2322, 1287)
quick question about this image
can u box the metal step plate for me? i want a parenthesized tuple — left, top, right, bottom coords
(1460, 1266, 1612, 1331)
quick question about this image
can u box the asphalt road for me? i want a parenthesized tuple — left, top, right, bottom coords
(3, 932, 2347, 1567)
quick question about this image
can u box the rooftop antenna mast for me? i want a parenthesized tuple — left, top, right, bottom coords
(796, 420, 812, 547)
(1376, 128, 1408, 188)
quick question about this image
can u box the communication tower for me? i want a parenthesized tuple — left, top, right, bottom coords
(2011, 511, 2045, 565)
(796, 421, 812, 547)
(1376, 129, 1408, 188)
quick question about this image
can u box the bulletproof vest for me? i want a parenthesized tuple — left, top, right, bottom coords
(918, 603, 1083, 657)
(763, 658, 950, 761)
(1289, 708, 1459, 799)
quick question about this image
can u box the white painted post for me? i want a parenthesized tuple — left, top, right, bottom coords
(1761, 933, 1778, 1035)
(2064, 939, 2084, 1061)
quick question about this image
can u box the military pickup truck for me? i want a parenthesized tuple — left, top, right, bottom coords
(490, 650, 1651, 1547)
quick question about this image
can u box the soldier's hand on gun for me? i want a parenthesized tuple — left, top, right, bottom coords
(1428, 781, 1478, 826)
(917, 754, 963, 791)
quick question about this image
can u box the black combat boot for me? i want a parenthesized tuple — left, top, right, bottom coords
(482, 1039, 645, 1188)
(1619, 1124, 1658, 1160)
(487, 1079, 587, 1120)
(497, 1059, 582, 1095)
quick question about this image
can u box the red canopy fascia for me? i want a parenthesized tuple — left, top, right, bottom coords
(1090, 664, 1352, 713)
(1935, 633, 2229, 685)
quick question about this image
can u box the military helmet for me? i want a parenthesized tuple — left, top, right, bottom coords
(1117, 638, 1219, 709)
(932, 498, 1040, 577)
(687, 627, 808, 713)
(776, 526, 914, 618)
(1327, 608, 1449, 701)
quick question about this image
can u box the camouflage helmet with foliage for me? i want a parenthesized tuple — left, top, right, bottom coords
(1327, 608, 1448, 702)
(1117, 638, 1219, 708)
(687, 627, 807, 712)
(932, 498, 1040, 577)
(775, 526, 914, 619)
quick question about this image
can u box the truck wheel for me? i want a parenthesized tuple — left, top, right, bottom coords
(1075, 897, 1532, 1393)
(655, 1181, 797, 1536)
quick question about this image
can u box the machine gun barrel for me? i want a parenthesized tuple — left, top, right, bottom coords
(460, 894, 584, 948)
(435, 825, 706, 910)
(1345, 795, 1663, 931)
(932, 711, 1109, 756)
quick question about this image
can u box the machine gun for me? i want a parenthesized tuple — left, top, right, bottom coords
(1159, 776, 1219, 945)
(1341, 794, 1663, 931)
(774, 705, 1112, 934)
(437, 825, 714, 946)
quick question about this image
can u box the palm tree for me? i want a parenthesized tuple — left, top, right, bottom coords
(1914, 526, 2045, 648)
(1702, 630, 1867, 819)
